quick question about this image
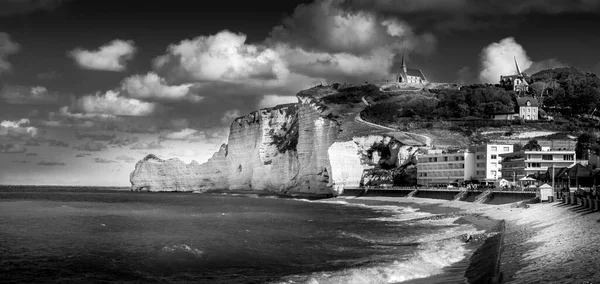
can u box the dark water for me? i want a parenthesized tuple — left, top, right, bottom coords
(0, 188, 479, 283)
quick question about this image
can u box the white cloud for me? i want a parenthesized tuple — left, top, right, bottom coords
(269, 0, 435, 56)
(69, 39, 136, 71)
(0, 32, 20, 73)
(162, 128, 198, 140)
(257, 95, 298, 109)
(479, 37, 532, 83)
(0, 118, 38, 137)
(75, 90, 157, 116)
(154, 30, 288, 84)
(121, 72, 202, 102)
(221, 109, 241, 124)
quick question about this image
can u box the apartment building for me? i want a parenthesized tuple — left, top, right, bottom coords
(499, 150, 576, 181)
(471, 144, 514, 184)
(416, 150, 474, 186)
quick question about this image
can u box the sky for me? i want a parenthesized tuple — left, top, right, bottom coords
(1, 0, 600, 186)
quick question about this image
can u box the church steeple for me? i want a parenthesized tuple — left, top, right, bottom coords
(515, 56, 522, 76)
(401, 54, 407, 73)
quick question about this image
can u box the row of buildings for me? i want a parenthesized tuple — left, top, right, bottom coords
(416, 143, 577, 187)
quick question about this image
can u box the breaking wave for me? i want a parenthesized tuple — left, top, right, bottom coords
(276, 239, 468, 284)
(159, 244, 204, 258)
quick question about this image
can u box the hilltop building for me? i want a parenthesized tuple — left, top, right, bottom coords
(500, 57, 529, 94)
(397, 55, 427, 84)
(516, 97, 539, 120)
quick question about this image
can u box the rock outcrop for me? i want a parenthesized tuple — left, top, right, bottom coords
(130, 84, 427, 195)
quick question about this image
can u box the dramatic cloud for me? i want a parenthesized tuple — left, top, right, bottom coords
(0, 118, 38, 138)
(524, 58, 567, 75)
(479, 37, 532, 83)
(74, 140, 106, 152)
(37, 161, 66, 166)
(257, 95, 298, 109)
(94, 158, 116, 164)
(0, 0, 70, 17)
(154, 31, 287, 84)
(270, 1, 435, 56)
(0, 33, 20, 73)
(121, 72, 201, 102)
(74, 90, 157, 116)
(0, 143, 27, 153)
(69, 39, 136, 71)
(109, 135, 139, 147)
(130, 141, 164, 150)
(221, 109, 241, 124)
(0, 85, 60, 104)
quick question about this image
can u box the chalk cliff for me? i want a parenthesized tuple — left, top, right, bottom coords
(130, 84, 427, 195)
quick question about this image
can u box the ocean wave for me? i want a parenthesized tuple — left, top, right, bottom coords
(159, 244, 204, 258)
(275, 239, 468, 284)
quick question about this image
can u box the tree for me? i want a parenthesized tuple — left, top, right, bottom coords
(523, 139, 542, 151)
(513, 143, 523, 152)
(575, 132, 600, 159)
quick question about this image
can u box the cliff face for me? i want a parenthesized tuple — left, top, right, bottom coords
(130, 85, 426, 195)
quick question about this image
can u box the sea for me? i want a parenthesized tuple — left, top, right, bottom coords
(0, 187, 490, 284)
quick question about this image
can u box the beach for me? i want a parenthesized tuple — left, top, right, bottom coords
(339, 196, 600, 283)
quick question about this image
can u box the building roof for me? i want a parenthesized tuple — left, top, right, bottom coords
(516, 97, 540, 107)
(405, 68, 426, 79)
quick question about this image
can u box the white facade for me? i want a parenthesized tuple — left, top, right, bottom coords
(472, 144, 514, 183)
(417, 144, 513, 186)
(500, 150, 576, 181)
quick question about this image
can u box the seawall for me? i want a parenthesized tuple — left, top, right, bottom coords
(340, 188, 537, 205)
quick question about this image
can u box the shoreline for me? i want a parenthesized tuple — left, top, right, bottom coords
(340, 196, 600, 283)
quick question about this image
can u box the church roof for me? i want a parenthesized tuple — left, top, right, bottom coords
(516, 97, 540, 107)
(404, 68, 426, 80)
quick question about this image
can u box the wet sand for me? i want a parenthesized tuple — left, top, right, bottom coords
(339, 196, 600, 283)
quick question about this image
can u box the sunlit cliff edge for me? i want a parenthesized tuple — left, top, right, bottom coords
(130, 83, 431, 196)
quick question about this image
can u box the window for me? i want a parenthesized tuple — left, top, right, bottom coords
(491, 170, 497, 176)
(526, 101, 531, 106)
(528, 163, 541, 168)
(542, 155, 552, 160)
(491, 146, 497, 152)
(491, 162, 497, 166)
(433, 157, 437, 162)
(491, 154, 497, 159)
(444, 157, 448, 161)
(564, 155, 574, 161)
(503, 147, 510, 151)
(460, 164, 464, 168)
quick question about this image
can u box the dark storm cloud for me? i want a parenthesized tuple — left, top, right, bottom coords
(37, 160, 65, 166)
(0, 0, 70, 17)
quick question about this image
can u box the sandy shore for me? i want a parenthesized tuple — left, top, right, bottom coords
(339, 196, 600, 283)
